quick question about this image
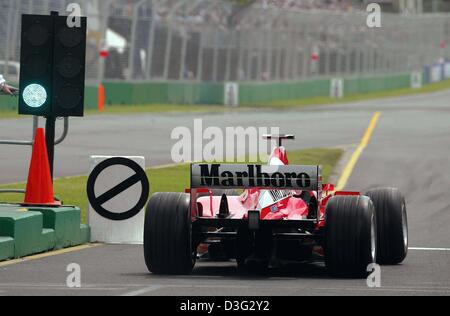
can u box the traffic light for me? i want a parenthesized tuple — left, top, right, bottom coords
(52, 15, 87, 117)
(19, 15, 54, 116)
(19, 13, 87, 117)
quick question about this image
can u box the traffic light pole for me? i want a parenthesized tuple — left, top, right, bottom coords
(46, 11, 58, 181)
(45, 116, 56, 180)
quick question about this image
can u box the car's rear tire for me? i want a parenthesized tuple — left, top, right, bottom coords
(144, 192, 195, 275)
(324, 195, 377, 278)
(365, 188, 408, 265)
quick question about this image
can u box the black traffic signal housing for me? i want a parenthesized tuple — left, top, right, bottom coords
(19, 12, 87, 117)
(19, 15, 54, 116)
(52, 15, 87, 117)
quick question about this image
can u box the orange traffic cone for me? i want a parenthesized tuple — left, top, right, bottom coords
(98, 84, 105, 112)
(24, 128, 59, 206)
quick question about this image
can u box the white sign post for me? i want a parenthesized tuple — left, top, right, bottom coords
(88, 156, 148, 244)
(330, 78, 344, 99)
(411, 71, 423, 89)
(224, 82, 239, 107)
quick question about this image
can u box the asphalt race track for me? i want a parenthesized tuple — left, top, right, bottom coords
(0, 245, 448, 296)
(1, 90, 450, 296)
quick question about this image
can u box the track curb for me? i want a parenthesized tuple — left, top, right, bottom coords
(0, 204, 90, 261)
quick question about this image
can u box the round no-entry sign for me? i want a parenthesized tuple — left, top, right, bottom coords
(87, 157, 150, 221)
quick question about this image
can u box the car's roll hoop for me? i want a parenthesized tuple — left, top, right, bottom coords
(263, 134, 295, 147)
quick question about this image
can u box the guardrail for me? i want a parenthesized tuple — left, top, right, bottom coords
(0, 116, 69, 146)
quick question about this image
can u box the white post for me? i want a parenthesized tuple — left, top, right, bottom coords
(88, 156, 147, 244)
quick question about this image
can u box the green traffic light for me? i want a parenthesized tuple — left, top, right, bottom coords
(23, 84, 47, 108)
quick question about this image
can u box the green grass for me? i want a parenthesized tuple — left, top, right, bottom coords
(258, 79, 450, 108)
(0, 148, 343, 223)
(86, 103, 245, 115)
(0, 109, 21, 119)
(3, 79, 450, 119)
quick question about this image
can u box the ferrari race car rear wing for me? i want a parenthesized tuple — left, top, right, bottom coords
(191, 164, 322, 191)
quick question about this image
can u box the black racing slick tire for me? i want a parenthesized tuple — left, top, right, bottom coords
(144, 193, 195, 275)
(324, 195, 377, 278)
(365, 188, 408, 265)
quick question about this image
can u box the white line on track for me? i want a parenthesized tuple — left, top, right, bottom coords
(316, 287, 450, 294)
(0, 283, 124, 291)
(118, 284, 450, 296)
(409, 247, 450, 252)
(121, 285, 166, 297)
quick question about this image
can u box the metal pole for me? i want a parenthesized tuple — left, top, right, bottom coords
(286, 30, 295, 80)
(246, 34, 252, 81)
(146, 0, 159, 79)
(302, 21, 309, 78)
(163, 0, 187, 80)
(180, 0, 204, 81)
(282, 33, 289, 80)
(275, 32, 282, 80)
(336, 29, 343, 76)
(364, 44, 370, 74)
(163, 24, 173, 80)
(197, 30, 204, 81)
(0, 116, 38, 146)
(345, 24, 352, 74)
(292, 32, 301, 80)
(45, 117, 56, 180)
(179, 31, 188, 80)
(225, 31, 233, 82)
(33, 116, 38, 140)
(4, 0, 14, 76)
(10, 2, 20, 69)
(55, 118, 69, 145)
(290, 30, 297, 80)
(128, 0, 147, 80)
(282, 34, 289, 80)
(266, 30, 273, 80)
(324, 27, 331, 75)
(0, 116, 69, 148)
(0, 139, 34, 146)
(97, 0, 112, 84)
(256, 31, 263, 81)
(212, 30, 219, 82)
(0, 189, 25, 195)
(129, 1, 147, 81)
(369, 28, 376, 73)
(236, 31, 244, 81)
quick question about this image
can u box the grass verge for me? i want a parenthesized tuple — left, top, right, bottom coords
(258, 79, 450, 108)
(0, 148, 343, 223)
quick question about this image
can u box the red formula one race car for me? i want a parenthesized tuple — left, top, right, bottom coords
(144, 135, 408, 277)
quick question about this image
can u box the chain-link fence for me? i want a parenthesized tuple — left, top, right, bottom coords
(1, 0, 450, 84)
